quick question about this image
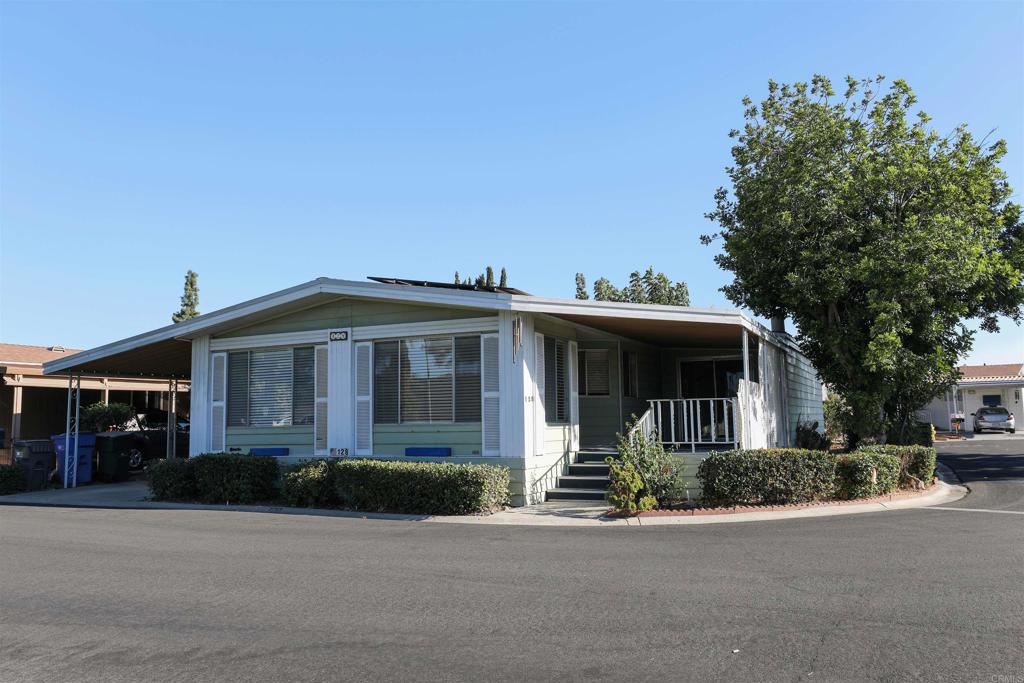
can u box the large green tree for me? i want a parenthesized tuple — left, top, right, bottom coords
(704, 75, 1024, 445)
(575, 268, 690, 306)
(171, 270, 200, 323)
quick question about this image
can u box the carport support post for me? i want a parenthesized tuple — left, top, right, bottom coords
(166, 379, 177, 461)
(63, 373, 81, 488)
(742, 329, 750, 381)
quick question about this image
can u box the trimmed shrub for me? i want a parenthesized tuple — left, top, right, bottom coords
(0, 464, 27, 495)
(80, 401, 136, 433)
(697, 448, 837, 506)
(858, 445, 937, 489)
(283, 459, 510, 515)
(835, 452, 901, 499)
(615, 424, 686, 505)
(147, 458, 196, 501)
(280, 459, 340, 508)
(190, 454, 280, 504)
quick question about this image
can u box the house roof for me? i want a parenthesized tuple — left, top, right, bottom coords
(43, 277, 776, 378)
(958, 363, 1024, 384)
(0, 343, 83, 370)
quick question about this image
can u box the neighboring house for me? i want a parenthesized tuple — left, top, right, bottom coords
(0, 343, 188, 462)
(44, 277, 824, 505)
(919, 363, 1024, 431)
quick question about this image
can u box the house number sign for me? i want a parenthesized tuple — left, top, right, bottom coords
(329, 331, 348, 342)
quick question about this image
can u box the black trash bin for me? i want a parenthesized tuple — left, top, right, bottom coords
(13, 439, 56, 491)
(95, 434, 133, 483)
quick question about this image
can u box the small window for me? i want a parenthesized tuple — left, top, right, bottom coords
(622, 351, 639, 399)
(578, 349, 610, 397)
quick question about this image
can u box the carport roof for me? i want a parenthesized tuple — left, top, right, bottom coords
(44, 277, 775, 379)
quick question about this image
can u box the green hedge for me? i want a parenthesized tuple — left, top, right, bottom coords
(835, 452, 901, 499)
(858, 445, 937, 489)
(147, 454, 279, 504)
(0, 464, 26, 495)
(282, 459, 510, 515)
(147, 458, 197, 501)
(697, 449, 838, 506)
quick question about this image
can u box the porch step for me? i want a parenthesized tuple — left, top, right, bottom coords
(545, 487, 608, 502)
(575, 450, 617, 463)
(567, 462, 611, 476)
(556, 475, 611, 489)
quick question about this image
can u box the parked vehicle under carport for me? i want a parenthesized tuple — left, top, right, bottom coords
(102, 411, 189, 471)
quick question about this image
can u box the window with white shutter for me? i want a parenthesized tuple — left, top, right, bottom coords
(210, 352, 227, 452)
(224, 347, 315, 428)
(544, 337, 569, 422)
(481, 333, 500, 455)
(314, 345, 328, 454)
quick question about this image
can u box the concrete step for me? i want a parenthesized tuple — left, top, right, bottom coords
(567, 462, 611, 476)
(556, 475, 611, 489)
(545, 487, 608, 502)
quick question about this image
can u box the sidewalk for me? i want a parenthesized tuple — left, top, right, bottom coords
(0, 470, 968, 527)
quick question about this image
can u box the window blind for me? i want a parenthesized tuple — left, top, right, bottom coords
(224, 347, 314, 429)
(454, 336, 481, 422)
(544, 337, 568, 422)
(579, 349, 610, 397)
(292, 347, 315, 426)
(227, 352, 249, 427)
(400, 338, 453, 423)
(373, 341, 400, 424)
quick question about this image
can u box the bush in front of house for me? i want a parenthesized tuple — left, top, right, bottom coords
(190, 454, 280, 504)
(614, 423, 689, 507)
(795, 420, 830, 450)
(835, 451, 901, 499)
(606, 460, 656, 515)
(697, 448, 838, 506)
(0, 464, 26, 495)
(858, 444, 937, 489)
(147, 458, 196, 501)
(282, 459, 510, 515)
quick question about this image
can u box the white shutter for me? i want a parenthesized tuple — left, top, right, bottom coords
(210, 352, 227, 452)
(568, 340, 580, 452)
(481, 333, 500, 456)
(354, 342, 373, 456)
(534, 333, 545, 455)
(314, 345, 328, 455)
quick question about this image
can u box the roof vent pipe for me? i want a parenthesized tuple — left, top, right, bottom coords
(770, 316, 787, 334)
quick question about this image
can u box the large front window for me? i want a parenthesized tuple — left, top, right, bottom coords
(373, 335, 481, 424)
(227, 347, 315, 427)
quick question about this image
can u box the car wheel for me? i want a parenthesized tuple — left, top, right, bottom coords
(127, 447, 145, 470)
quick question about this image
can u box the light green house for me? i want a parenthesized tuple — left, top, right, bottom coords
(45, 277, 823, 506)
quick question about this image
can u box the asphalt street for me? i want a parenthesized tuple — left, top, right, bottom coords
(1, 439, 1022, 683)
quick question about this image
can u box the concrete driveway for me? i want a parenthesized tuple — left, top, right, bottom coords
(1, 440, 1022, 683)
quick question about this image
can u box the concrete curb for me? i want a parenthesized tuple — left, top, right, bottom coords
(0, 474, 969, 528)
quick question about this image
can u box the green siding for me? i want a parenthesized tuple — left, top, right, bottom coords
(785, 347, 824, 442)
(372, 423, 483, 457)
(219, 299, 492, 338)
(225, 426, 314, 455)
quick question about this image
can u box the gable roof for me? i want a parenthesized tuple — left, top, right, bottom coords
(42, 277, 767, 378)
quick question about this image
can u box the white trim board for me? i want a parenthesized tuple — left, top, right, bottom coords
(210, 330, 330, 351)
(351, 317, 499, 341)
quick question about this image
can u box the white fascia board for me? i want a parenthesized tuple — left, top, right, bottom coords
(509, 295, 748, 325)
(958, 378, 1024, 388)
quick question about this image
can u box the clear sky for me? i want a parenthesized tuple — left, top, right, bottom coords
(1, 1, 1021, 364)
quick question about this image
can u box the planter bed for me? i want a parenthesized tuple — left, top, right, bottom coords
(608, 481, 939, 517)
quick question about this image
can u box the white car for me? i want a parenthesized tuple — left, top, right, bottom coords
(972, 406, 1016, 434)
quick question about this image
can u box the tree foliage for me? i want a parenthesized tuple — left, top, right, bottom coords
(575, 267, 690, 306)
(171, 270, 200, 323)
(455, 266, 509, 288)
(704, 75, 1024, 445)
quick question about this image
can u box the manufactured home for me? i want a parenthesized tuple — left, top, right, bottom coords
(44, 277, 824, 505)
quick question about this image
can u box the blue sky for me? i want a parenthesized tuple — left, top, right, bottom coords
(1, 1, 1021, 364)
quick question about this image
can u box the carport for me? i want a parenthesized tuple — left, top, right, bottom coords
(41, 338, 192, 487)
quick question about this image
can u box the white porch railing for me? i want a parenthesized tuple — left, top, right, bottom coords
(648, 398, 738, 452)
(627, 407, 657, 450)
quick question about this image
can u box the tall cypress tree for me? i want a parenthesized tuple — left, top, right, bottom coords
(172, 270, 200, 323)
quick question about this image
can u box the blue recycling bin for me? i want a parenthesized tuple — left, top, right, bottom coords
(51, 433, 96, 485)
